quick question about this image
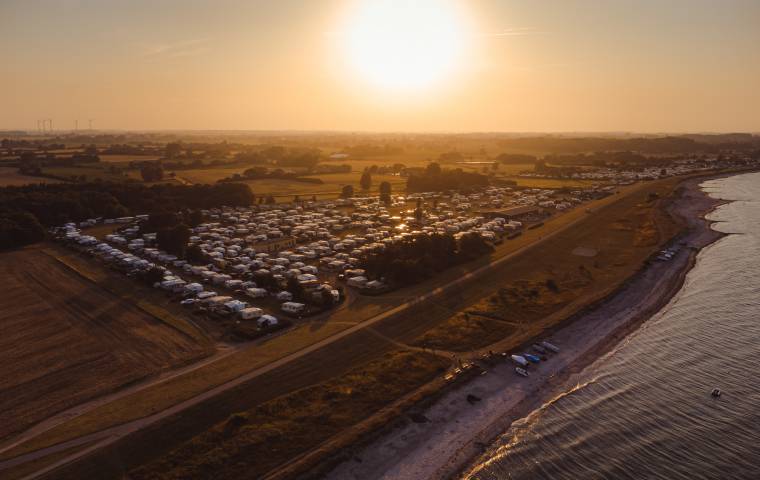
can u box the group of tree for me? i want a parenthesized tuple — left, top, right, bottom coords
(406, 163, 488, 193)
(220, 167, 323, 186)
(360, 170, 372, 190)
(164, 142, 184, 159)
(140, 162, 165, 182)
(533, 160, 583, 177)
(102, 144, 162, 156)
(379, 181, 392, 205)
(232, 146, 321, 170)
(0, 207, 45, 250)
(495, 136, 718, 155)
(0, 182, 253, 249)
(149, 214, 191, 257)
(361, 232, 493, 287)
(17, 151, 100, 168)
(437, 151, 464, 163)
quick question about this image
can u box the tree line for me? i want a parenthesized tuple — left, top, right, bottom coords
(361, 232, 493, 287)
(0, 182, 253, 250)
(406, 163, 488, 193)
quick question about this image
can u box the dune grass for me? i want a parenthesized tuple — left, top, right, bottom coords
(129, 350, 448, 480)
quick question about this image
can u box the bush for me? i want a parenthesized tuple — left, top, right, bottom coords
(0, 209, 46, 250)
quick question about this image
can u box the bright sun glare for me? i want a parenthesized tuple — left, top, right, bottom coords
(340, 0, 471, 93)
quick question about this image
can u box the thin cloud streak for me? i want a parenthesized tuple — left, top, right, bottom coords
(141, 38, 211, 58)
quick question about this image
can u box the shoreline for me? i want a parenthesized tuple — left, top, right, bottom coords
(325, 173, 735, 480)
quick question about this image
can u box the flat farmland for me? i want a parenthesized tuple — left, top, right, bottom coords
(0, 167, 62, 186)
(177, 167, 406, 198)
(0, 248, 212, 441)
(98, 155, 162, 163)
(41, 166, 128, 182)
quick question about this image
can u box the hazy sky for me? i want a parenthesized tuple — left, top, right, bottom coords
(2, 0, 759, 132)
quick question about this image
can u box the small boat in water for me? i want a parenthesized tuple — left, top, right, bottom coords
(511, 354, 529, 367)
(532, 343, 547, 354)
(515, 367, 529, 377)
(541, 341, 560, 353)
(523, 353, 541, 363)
(711, 388, 722, 398)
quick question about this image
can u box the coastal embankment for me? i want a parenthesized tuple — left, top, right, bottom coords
(325, 174, 729, 480)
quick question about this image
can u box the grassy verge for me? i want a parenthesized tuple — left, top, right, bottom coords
(412, 177, 684, 352)
(129, 351, 448, 480)
(416, 312, 516, 351)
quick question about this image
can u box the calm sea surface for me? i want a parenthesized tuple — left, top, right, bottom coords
(465, 172, 760, 480)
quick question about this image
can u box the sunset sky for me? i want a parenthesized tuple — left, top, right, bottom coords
(2, 0, 759, 133)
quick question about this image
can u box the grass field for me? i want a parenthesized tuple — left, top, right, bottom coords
(129, 351, 448, 480)
(177, 167, 408, 198)
(0, 248, 212, 441)
(0, 167, 62, 186)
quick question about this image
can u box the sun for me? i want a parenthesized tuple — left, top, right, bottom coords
(338, 0, 472, 93)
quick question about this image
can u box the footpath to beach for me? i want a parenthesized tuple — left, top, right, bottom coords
(326, 176, 725, 480)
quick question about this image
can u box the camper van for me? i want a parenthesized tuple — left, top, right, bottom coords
(239, 307, 263, 320)
(281, 302, 305, 315)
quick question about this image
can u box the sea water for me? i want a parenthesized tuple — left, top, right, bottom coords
(464, 172, 760, 480)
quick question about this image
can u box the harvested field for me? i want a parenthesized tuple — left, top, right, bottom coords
(0, 248, 212, 440)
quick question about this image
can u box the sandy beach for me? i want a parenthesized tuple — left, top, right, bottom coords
(325, 175, 727, 480)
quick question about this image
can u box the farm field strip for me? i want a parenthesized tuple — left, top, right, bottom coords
(0, 249, 211, 443)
